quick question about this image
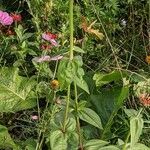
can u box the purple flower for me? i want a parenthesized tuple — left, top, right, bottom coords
(42, 32, 58, 46)
(32, 55, 50, 63)
(0, 11, 13, 26)
(32, 55, 63, 63)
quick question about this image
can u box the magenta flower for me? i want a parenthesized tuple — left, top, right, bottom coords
(32, 55, 63, 63)
(42, 32, 58, 46)
(0, 11, 13, 26)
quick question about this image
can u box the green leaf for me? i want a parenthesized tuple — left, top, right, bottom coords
(124, 109, 139, 118)
(0, 125, 17, 149)
(74, 76, 89, 94)
(130, 116, 143, 146)
(84, 139, 109, 150)
(73, 46, 85, 53)
(66, 118, 76, 132)
(68, 132, 79, 150)
(24, 139, 37, 150)
(57, 57, 73, 90)
(84, 139, 120, 150)
(79, 108, 103, 129)
(93, 71, 126, 87)
(99, 145, 120, 150)
(49, 130, 67, 150)
(90, 86, 129, 125)
(0, 67, 37, 112)
(90, 86, 129, 139)
(57, 56, 89, 93)
(129, 143, 150, 150)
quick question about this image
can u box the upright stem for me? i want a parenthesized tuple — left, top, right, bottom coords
(74, 83, 83, 150)
(62, 0, 74, 133)
(63, 85, 71, 132)
(69, 0, 74, 60)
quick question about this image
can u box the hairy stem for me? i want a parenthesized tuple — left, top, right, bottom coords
(74, 83, 83, 150)
(69, 0, 74, 60)
(63, 85, 71, 132)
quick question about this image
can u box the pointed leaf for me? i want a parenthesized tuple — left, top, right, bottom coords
(79, 108, 103, 129)
(130, 116, 143, 146)
(0, 67, 37, 112)
(0, 125, 17, 149)
(49, 130, 67, 150)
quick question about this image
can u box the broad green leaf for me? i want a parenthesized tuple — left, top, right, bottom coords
(90, 86, 129, 125)
(68, 132, 79, 150)
(99, 145, 120, 150)
(73, 46, 85, 53)
(0, 67, 37, 112)
(93, 71, 126, 87)
(66, 118, 76, 132)
(57, 57, 73, 89)
(128, 143, 150, 150)
(0, 125, 17, 149)
(84, 139, 108, 150)
(79, 108, 103, 129)
(90, 86, 129, 139)
(57, 56, 89, 93)
(124, 109, 139, 118)
(130, 116, 143, 146)
(49, 130, 67, 150)
(84, 139, 119, 150)
(74, 76, 89, 94)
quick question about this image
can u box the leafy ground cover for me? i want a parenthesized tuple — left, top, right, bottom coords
(0, 0, 150, 149)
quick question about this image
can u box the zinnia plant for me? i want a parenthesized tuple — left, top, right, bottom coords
(0, 10, 13, 25)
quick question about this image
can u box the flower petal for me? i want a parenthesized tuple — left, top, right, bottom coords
(50, 55, 63, 61)
(32, 55, 51, 63)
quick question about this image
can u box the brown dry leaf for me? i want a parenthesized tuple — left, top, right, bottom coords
(87, 28, 104, 40)
(81, 16, 104, 40)
(145, 55, 150, 64)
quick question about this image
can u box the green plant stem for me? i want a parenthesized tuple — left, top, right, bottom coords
(137, 107, 143, 117)
(69, 0, 74, 60)
(101, 111, 115, 139)
(122, 131, 130, 150)
(74, 83, 83, 150)
(62, 0, 74, 133)
(63, 85, 71, 132)
(53, 60, 59, 79)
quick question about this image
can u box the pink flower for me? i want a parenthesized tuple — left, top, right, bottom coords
(32, 55, 50, 62)
(50, 55, 63, 61)
(42, 32, 58, 46)
(0, 11, 13, 25)
(32, 55, 63, 63)
(31, 115, 38, 120)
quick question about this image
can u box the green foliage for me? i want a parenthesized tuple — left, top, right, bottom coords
(57, 56, 89, 93)
(0, 125, 17, 149)
(79, 107, 103, 129)
(49, 130, 68, 150)
(130, 115, 143, 146)
(84, 139, 120, 150)
(93, 71, 126, 87)
(0, 67, 37, 112)
(0, 0, 149, 149)
(90, 86, 129, 139)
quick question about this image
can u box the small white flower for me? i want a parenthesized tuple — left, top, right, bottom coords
(121, 19, 127, 26)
